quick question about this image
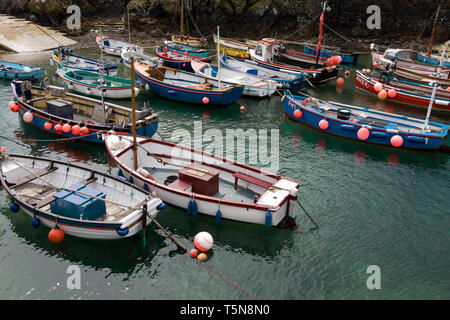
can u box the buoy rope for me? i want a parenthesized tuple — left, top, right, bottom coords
(297, 199, 319, 229)
(0, 131, 102, 144)
(145, 211, 186, 253)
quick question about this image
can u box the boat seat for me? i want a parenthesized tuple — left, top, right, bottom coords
(8, 166, 57, 189)
(168, 179, 193, 192)
(232, 172, 272, 190)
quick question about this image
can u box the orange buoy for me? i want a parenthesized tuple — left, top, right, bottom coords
(197, 253, 208, 262)
(71, 125, 81, 135)
(378, 89, 388, 101)
(336, 77, 344, 86)
(240, 106, 245, 111)
(48, 227, 64, 243)
(189, 248, 199, 258)
(79, 127, 89, 136)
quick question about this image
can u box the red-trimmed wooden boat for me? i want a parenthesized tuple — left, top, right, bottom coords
(155, 46, 211, 72)
(355, 70, 450, 111)
(104, 134, 300, 228)
(0, 153, 164, 240)
(249, 38, 338, 85)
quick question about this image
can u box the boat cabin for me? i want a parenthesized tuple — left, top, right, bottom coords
(253, 38, 281, 62)
(383, 49, 419, 62)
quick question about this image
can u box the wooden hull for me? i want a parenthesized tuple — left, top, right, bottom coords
(283, 93, 448, 150)
(0, 154, 163, 240)
(105, 135, 300, 227)
(171, 34, 207, 48)
(0, 61, 46, 80)
(355, 70, 450, 111)
(11, 81, 159, 143)
(303, 44, 359, 64)
(249, 49, 338, 85)
(134, 62, 244, 105)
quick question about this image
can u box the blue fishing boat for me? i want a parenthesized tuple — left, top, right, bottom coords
(163, 40, 210, 58)
(10, 80, 159, 144)
(134, 60, 244, 106)
(219, 53, 309, 91)
(282, 92, 449, 150)
(51, 47, 118, 75)
(417, 52, 450, 68)
(303, 44, 359, 65)
(0, 60, 46, 81)
(156, 46, 211, 73)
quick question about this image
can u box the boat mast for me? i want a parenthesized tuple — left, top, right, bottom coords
(130, 56, 138, 170)
(217, 25, 221, 89)
(99, 41, 106, 119)
(180, 0, 184, 35)
(426, 4, 440, 58)
(127, 7, 131, 44)
(423, 46, 445, 131)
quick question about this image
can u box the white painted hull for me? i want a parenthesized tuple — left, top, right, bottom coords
(105, 134, 300, 227)
(67, 81, 140, 99)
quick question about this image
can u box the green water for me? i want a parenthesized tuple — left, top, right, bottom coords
(0, 45, 449, 300)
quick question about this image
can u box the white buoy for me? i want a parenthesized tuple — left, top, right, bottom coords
(194, 232, 214, 252)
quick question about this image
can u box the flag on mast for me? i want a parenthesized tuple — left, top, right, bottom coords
(316, 11, 324, 57)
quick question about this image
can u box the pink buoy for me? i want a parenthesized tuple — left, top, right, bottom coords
(189, 248, 199, 258)
(8, 101, 15, 109)
(194, 232, 214, 252)
(0, 147, 5, 153)
(393, 77, 399, 81)
(335, 56, 342, 64)
(373, 61, 380, 68)
(240, 105, 245, 111)
(182, 63, 186, 68)
(23, 111, 33, 123)
(357, 127, 370, 140)
(202, 97, 209, 104)
(344, 70, 350, 78)
(374, 82, 383, 92)
(446, 87, 450, 91)
(388, 89, 397, 98)
(71, 125, 81, 135)
(390, 135, 403, 147)
(293, 109, 302, 118)
(44, 121, 53, 130)
(319, 119, 329, 130)
(62, 123, 72, 133)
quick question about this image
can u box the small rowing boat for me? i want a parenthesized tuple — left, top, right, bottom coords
(156, 46, 211, 72)
(56, 67, 141, 99)
(163, 40, 210, 58)
(96, 35, 143, 57)
(214, 35, 255, 59)
(10, 80, 159, 143)
(50, 47, 118, 75)
(303, 43, 360, 65)
(0, 60, 46, 81)
(134, 61, 244, 105)
(219, 53, 309, 91)
(0, 153, 164, 240)
(104, 133, 300, 228)
(282, 92, 449, 150)
(171, 34, 207, 48)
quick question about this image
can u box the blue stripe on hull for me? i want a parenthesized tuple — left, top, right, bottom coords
(303, 46, 357, 64)
(283, 97, 444, 150)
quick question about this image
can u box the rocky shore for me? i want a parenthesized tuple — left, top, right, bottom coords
(0, 0, 448, 52)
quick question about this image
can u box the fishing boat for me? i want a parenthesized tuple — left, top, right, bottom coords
(393, 67, 450, 87)
(0, 60, 46, 81)
(120, 47, 158, 68)
(417, 52, 450, 68)
(0, 153, 164, 240)
(50, 47, 118, 75)
(282, 92, 449, 150)
(170, 0, 207, 48)
(163, 40, 210, 58)
(362, 70, 450, 100)
(156, 46, 211, 73)
(249, 39, 338, 85)
(104, 133, 300, 228)
(56, 67, 141, 99)
(96, 35, 143, 57)
(355, 70, 450, 111)
(303, 43, 360, 65)
(214, 35, 255, 59)
(191, 59, 277, 97)
(10, 80, 159, 144)
(370, 48, 450, 76)
(134, 61, 244, 105)
(219, 53, 309, 91)
(277, 43, 330, 68)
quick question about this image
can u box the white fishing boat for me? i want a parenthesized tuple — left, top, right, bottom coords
(104, 133, 300, 228)
(120, 47, 159, 68)
(0, 153, 164, 240)
(96, 35, 143, 57)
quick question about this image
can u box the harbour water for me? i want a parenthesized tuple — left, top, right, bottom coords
(0, 45, 449, 300)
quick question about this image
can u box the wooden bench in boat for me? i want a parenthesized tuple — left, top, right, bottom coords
(8, 166, 58, 189)
(168, 179, 193, 192)
(232, 172, 272, 190)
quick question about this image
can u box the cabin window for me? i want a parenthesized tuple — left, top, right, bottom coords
(397, 51, 409, 60)
(255, 45, 262, 56)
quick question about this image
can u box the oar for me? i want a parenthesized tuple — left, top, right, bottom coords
(146, 211, 187, 253)
(305, 77, 318, 90)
